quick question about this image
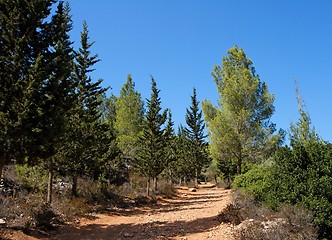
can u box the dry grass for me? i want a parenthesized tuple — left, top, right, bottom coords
(218, 190, 318, 240)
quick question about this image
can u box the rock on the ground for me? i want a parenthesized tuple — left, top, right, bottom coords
(123, 232, 134, 238)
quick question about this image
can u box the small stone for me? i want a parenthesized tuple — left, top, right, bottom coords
(189, 188, 197, 192)
(0, 219, 5, 225)
(123, 232, 134, 238)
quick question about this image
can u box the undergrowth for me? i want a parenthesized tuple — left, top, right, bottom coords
(219, 190, 318, 240)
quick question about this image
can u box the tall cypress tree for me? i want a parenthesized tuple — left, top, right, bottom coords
(134, 77, 167, 195)
(40, 1, 75, 204)
(0, 0, 56, 176)
(184, 88, 209, 187)
(57, 21, 110, 196)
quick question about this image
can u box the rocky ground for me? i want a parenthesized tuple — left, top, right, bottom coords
(2, 185, 234, 240)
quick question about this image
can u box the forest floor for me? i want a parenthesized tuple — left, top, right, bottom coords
(2, 184, 235, 240)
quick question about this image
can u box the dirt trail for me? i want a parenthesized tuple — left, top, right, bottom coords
(7, 186, 234, 240)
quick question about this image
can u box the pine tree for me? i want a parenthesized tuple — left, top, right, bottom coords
(184, 88, 209, 187)
(202, 46, 279, 175)
(134, 77, 167, 195)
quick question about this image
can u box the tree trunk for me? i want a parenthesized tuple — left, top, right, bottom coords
(237, 150, 242, 175)
(153, 177, 158, 194)
(214, 175, 218, 185)
(47, 159, 54, 204)
(195, 168, 199, 187)
(179, 177, 182, 186)
(237, 158, 242, 175)
(0, 155, 4, 179)
(146, 176, 150, 196)
(71, 174, 78, 197)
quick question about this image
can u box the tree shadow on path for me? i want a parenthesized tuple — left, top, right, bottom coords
(48, 215, 221, 240)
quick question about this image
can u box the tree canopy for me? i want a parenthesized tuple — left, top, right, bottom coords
(203, 45, 279, 175)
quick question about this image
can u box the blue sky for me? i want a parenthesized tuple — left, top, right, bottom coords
(67, 0, 332, 142)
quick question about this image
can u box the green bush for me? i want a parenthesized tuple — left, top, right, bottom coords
(234, 140, 332, 239)
(233, 164, 275, 205)
(15, 164, 48, 193)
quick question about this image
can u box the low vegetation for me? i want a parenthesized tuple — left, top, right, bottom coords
(232, 111, 332, 239)
(219, 190, 318, 240)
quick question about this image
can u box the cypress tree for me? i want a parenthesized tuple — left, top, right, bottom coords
(184, 88, 209, 187)
(40, 1, 75, 204)
(0, 0, 56, 176)
(57, 20, 110, 196)
(134, 77, 167, 195)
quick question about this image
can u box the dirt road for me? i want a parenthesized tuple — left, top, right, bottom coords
(6, 186, 234, 240)
(53, 186, 233, 240)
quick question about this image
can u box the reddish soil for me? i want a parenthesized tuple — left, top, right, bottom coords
(3, 185, 234, 240)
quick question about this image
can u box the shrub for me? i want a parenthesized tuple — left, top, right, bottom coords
(158, 181, 177, 198)
(15, 164, 48, 194)
(53, 197, 92, 220)
(232, 164, 275, 205)
(0, 194, 59, 230)
(218, 191, 318, 240)
(30, 203, 58, 230)
(234, 140, 332, 239)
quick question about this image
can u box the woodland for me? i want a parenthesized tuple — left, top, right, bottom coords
(1, 1, 332, 239)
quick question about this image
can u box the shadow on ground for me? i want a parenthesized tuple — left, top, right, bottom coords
(46, 215, 220, 240)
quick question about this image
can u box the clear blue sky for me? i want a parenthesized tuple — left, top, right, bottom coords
(67, 0, 332, 142)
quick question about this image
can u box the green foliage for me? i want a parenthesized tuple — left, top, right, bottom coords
(115, 74, 145, 164)
(217, 158, 237, 184)
(184, 88, 210, 186)
(203, 45, 279, 175)
(134, 78, 167, 194)
(15, 164, 48, 193)
(233, 164, 274, 203)
(235, 111, 332, 239)
(56, 20, 113, 196)
(273, 140, 332, 239)
(0, 0, 56, 171)
(164, 125, 196, 183)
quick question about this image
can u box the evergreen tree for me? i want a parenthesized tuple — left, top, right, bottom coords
(166, 125, 195, 185)
(40, 1, 75, 203)
(57, 21, 110, 196)
(115, 75, 144, 166)
(202, 46, 279, 175)
(134, 78, 167, 195)
(161, 111, 177, 183)
(0, 0, 56, 177)
(98, 93, 117, 127)
(185, 88, 209, 187)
